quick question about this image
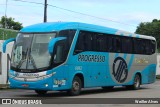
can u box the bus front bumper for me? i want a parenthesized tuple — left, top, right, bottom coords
(9, 77, 54, 91)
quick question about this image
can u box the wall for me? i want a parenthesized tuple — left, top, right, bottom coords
(156, 54, 160, 75)
(0, 40, 13, 84)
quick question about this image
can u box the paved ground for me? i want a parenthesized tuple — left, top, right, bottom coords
(0, 80, 160, 106)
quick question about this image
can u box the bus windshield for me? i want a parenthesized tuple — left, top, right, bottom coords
(11, 33, 56, 71)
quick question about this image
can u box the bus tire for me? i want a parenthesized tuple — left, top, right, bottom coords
(126, 74, 141, 90)
(68, 76, 82, 96)
(35, 90, 47, 95)
(102, 86, 114, 90)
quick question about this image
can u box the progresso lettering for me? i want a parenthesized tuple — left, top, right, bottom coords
(78, 54, 105, 62)
(15, 73, 39, 78)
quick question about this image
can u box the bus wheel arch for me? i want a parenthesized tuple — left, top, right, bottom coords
(74, 73, 84, 88)
(135, 72, 142, 85)
(68, 73, 84, 96)
(126, 72, 142, 90)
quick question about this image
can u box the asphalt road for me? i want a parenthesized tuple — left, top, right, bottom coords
(0, 80, 160, 107)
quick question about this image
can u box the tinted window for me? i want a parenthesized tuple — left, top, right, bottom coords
(133, 38, 156, 55)
(74, 30, 156, 55)
(74, 31, 108, 54)
(122, 37, 133, 53)
(74, 31, 92, 53)
(96, 34, 107, 52)
(57, 30, 76, 61)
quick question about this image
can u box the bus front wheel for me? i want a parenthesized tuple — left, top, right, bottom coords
(126, 74, 141, 90)
(35, 90, 47, 95)
(68, 76, 82, 96)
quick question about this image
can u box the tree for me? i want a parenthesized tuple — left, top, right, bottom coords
(0, 16, 23, 30)
(135, 19, 160, 50)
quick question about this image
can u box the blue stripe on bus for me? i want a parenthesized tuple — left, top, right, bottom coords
(115, 53, 119, 58)
(123, 54, 127, 60)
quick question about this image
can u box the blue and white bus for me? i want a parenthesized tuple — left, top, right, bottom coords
(3, 22, 157, 95)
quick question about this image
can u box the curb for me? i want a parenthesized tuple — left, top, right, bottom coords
(156, 75, 160, 79)
(0, 84, 9, 89)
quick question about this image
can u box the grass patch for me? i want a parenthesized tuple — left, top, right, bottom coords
(0, 28, 18, 40)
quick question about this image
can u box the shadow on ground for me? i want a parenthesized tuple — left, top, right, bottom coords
(17, 86, 150, 98)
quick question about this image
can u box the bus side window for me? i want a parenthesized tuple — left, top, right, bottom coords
(151, 40, 156, 54)
(108, 36, 113, 52)
(74, 31, 93, 54)
(145, 40, 150, 55)
(74, 32, 85, 54)
(84, 33, 92, 51)
(113, 37, 121, 53)
(122, 37, 133, 53)
(96, 33, 107, 52)
(134, 39, 141, 54)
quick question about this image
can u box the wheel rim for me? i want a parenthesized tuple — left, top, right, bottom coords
(134, 76, 140, 88)
(73, 81, 80, 91)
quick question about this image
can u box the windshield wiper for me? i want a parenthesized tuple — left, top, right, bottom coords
(26, 46, 37, 69)
(16, 59, 26, 70)
(29, 54, 37, 69)
(16, 48, 29, 69)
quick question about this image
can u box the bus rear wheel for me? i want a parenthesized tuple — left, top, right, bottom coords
(68, 76, 82, 96)
(126, 74, 141, 90)
(35, 90, 47, 95)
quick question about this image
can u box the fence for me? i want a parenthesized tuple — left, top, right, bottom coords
(0, 28, 18, 40)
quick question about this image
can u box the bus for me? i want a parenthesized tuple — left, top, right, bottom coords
(3, 22, 157, 96)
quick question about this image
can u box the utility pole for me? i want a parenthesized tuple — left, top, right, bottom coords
(3, 0, 8, 40)
(44, 0, 47, 22)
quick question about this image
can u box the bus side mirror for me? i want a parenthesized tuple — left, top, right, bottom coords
(3, 38, 15, 53)
(48, 37, 66, 55)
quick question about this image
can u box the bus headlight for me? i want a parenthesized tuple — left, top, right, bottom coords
(45, 84, 48, 87)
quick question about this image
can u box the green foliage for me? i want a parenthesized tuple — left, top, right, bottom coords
(135, 19, 160, 51)
(0, 16, 23, 30)
(0, 28, 18, 40)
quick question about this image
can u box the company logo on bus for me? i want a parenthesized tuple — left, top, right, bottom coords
(112, 57, 128, 83)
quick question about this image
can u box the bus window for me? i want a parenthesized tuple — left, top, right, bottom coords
(58, 30, 76, 60)
(134, 39, 141, 54)
(151, 40, 156, 54)
(113, 37, 121, 53)
(74, 31, 93, 54)
(96, 34, 107, 52)
(145, 40, 151, 55)
(53, 42, 65, 64)
(107, 36, 114, 52)
(74, 32, 85, 54)
(122, 37, 133, 53)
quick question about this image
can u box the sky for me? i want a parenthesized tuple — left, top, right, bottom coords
(0, 0, 160, 32)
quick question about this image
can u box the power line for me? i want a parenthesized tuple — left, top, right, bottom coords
(11, 0, 137, 27)
(0, 4, 42, 7)
(12, 0, 43, 5)
(48, 4, 137, 27)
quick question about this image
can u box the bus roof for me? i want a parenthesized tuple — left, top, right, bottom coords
(20, 22, 156, 40)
